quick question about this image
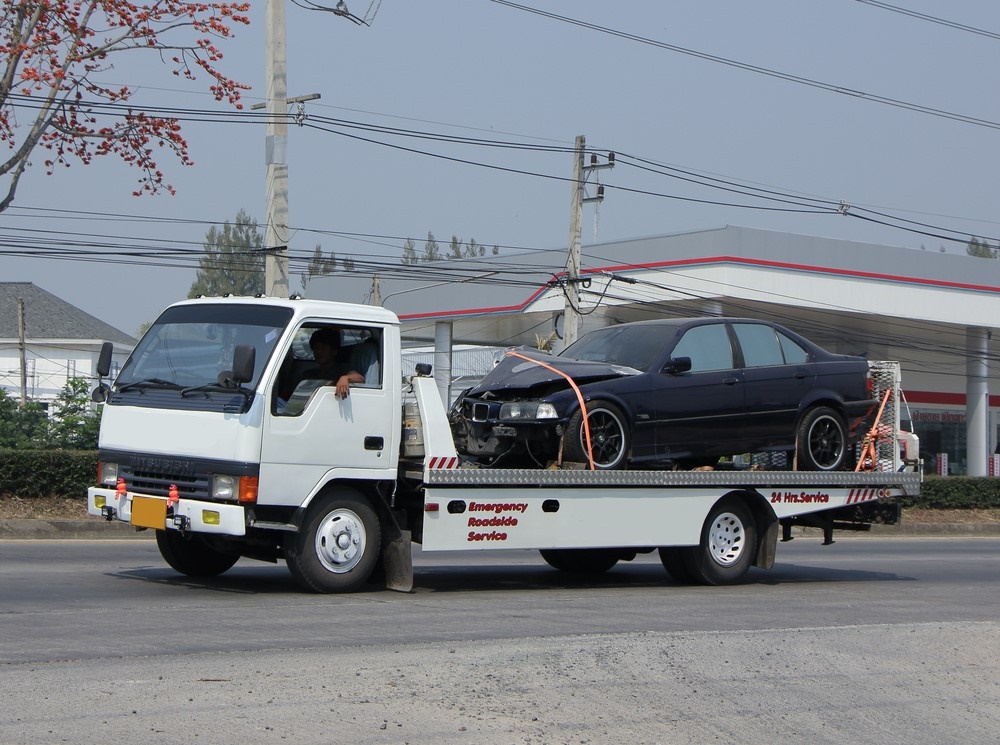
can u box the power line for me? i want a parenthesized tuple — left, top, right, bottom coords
(487, 0, 1000, 131)
(855, 0, 1000, 41)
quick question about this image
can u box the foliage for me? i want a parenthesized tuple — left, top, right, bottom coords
(0, 378, 101, 449)
(188, 209, 264, 297)
(401, 232, 499, 263)
(0, 0, 251, 211)
(300, 244, 354, 289)
(422, 231, 441, 262)
(48, 378, 102, 449)
(966, 237, 998, 259)
(0, 449, 97, 499)
(0, 387, 47, 448)
(898, 476, 1000, 510)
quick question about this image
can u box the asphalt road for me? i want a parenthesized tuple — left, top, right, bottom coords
(1, 538, 998, 744)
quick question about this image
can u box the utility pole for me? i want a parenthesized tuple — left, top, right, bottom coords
(16, 297, 27, 407)
(371, 273, 381, 305)
(258, 0, 320, 297)
(563, 135, 614, 347)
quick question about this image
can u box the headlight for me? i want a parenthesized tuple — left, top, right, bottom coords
(212, 474, 237, 500)
(99, 461, 119, 486)
(499, 402, 559, 421)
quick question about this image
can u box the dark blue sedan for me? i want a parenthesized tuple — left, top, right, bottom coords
(449, 317, 876, 471)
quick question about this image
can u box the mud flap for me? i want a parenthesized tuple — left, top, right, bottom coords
(382, 529, 413, 593)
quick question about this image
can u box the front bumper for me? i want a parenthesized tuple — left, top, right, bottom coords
(87, 487, 247, 537)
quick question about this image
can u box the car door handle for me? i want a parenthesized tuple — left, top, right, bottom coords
(794, 370, 809, 379)
(364, 436, 384, 451)
(723, 377, 739, 385)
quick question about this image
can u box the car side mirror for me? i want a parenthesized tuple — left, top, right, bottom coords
(663, 356, 692, 374)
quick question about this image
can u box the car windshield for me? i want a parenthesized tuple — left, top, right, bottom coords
(116, 304, 293, 391)
(560, 323, 681, 371)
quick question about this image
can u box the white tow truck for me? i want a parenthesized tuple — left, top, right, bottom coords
(87, 297, 921, 592)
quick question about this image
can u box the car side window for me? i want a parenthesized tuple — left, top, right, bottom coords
(670, 324, 733, 372)
(777, 331, 808, 364)
(734, 323, 784, 367)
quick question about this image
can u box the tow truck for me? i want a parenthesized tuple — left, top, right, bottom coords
(86, 297, 920, 592)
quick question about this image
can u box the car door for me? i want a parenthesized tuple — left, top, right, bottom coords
(733, 322, 815, 449)
(651, 321, 745, 461)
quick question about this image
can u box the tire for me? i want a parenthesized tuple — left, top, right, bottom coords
(658, 547, 697, 584)
(540, 548, 620, 574)
(155, 530, 240, 577)
(682, 498, 756, 586)
(285, 490, 380, 593)
(797, 406, 848, 471)
(562, 402, 630, 470)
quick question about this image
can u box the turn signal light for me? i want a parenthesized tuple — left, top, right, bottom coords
(238, 476, 259, 504)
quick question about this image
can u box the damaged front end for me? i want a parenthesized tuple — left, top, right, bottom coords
(448, 349, 639, 467)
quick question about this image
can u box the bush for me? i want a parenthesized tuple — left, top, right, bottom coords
(0, 449, 96, 499)
(898, 476, 1000, 510)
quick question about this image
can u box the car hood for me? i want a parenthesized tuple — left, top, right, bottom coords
(463, 349, 641, 397)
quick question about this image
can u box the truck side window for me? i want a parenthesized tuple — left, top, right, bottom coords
(273, 324, 383, 416)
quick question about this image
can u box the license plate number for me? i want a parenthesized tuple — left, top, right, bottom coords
(131, 496, 167, 530)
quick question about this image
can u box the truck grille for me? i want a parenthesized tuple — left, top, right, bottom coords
(119, 464, 211, 500)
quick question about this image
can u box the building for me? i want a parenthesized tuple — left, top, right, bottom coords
(0, 282, 135, 407)
(312, 226, 1000, 476)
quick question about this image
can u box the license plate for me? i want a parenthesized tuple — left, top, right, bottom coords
(131, 496, 168, 530)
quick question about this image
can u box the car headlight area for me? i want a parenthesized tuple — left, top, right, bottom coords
(499, 401, 559, 421)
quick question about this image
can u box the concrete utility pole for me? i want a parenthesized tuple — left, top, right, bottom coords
(17, 297, 27, 407)
(260, 0, 320, 297)
(563, 135, 614, 347)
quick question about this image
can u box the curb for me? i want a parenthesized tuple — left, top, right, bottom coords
(0, 519, 154, 540)
(1, 520, 999, 540)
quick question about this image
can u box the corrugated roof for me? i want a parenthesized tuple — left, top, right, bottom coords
(0, 282, 136, 344)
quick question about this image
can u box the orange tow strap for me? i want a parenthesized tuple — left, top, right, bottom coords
(507, 351, 595, 470)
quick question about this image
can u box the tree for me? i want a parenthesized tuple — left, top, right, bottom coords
(422, 231, 441, 262)
(401, 238, 418, 265)
(188, 209, 264, 297)
(302, 244, 337, 290)
(449, 235, 463, 259)
(966, 237, 997, 259)
(0, 388, 48, 448)
(47, 378, 101, 449)
(0, 0, 251, 212)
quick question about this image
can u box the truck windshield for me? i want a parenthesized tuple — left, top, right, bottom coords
(116, 304, 293, 392)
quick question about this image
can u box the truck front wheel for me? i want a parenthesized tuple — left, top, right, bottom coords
(155, 530, 240, 577)
(285, 489, 381, 593)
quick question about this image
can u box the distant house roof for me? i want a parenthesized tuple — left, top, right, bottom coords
(0, 282, 136, 345)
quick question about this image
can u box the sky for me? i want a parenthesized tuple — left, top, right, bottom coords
(3, 0, 1000, 336)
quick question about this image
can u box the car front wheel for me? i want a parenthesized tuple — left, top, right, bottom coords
(562, 402, 630, 470)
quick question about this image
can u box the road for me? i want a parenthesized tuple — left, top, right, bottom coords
(1, 537, 998, 744)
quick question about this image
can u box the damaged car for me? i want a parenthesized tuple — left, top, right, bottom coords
(449, 317, 876, 471)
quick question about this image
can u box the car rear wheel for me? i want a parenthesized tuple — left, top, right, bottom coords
(797, 406, 848, 471)
(562, 402, 630, 470)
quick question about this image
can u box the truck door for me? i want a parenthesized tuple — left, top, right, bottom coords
(258, 323, 395, 507)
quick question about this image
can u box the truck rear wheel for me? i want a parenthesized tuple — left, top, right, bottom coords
(540, 548, 619, 574)
(682, 497, 756, 585)
(658, 547, 696, 584)
(155, 530, 240, 577)
(285, 489, 380, 593)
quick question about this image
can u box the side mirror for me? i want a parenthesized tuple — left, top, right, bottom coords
(663, 356, 692, 375)
(91, 342, 114, 401)
(96, 341, 113, 378)
(232, 345, 256, 384)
